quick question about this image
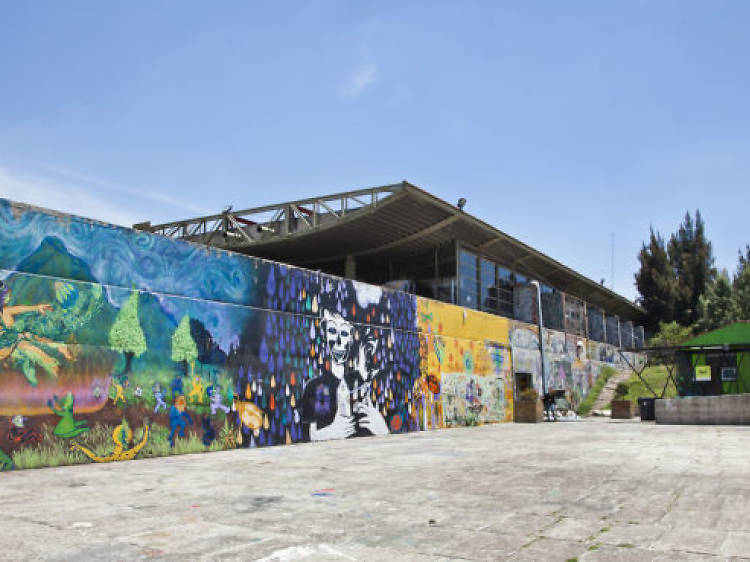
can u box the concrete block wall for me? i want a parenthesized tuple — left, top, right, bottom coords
(656, 394, 750, 425)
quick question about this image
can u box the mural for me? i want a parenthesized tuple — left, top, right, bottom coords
(0, 198, 642, 471)
(415, 300, 513, 427)
(0, 199, 425, 470)
(509, 323, 643, 409)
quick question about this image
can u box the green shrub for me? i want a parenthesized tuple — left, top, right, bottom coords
(613, 382, 630, 400)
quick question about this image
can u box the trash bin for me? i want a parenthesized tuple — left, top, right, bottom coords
(637, 397, 655, 421)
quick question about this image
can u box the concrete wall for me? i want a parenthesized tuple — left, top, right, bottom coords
(656, 394, 750, 425)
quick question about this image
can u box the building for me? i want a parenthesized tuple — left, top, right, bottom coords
(675, 321, 750, 396)
(0, 188, 644, 472)
(135, 181, 645, 347)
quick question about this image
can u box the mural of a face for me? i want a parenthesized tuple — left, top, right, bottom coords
(323, 309, 353, 366)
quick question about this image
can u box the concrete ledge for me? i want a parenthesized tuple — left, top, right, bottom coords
(656, 394, 750, 425)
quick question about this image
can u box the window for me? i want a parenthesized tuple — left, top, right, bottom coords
(459, 249, 478, 310)
(480, 259, 496, 313)
(497, 267, 514, 317)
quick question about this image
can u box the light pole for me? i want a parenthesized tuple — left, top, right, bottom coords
(530, 281, 547, 399)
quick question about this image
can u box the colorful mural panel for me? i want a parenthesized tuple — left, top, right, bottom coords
(415, 300, 513, 427)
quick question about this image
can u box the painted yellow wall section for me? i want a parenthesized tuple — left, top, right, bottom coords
(415, 298, 514, 429)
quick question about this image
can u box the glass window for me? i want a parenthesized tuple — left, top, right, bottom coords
(495, 266, 514, 317)
(480, 259, 496, 312)
(459, 249, 478, 310)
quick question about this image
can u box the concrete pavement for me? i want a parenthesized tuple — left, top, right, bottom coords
(2, 418, 750, 561)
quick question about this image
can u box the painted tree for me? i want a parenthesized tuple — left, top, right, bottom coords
(172, 315, 198, 375)
(635, 228, 677, 333)
(695, 271, 735, 333)
(108, 290, 147, 374)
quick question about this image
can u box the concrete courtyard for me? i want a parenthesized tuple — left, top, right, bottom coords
(2, 418, 750, 561)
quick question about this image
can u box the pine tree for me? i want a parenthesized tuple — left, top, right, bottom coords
(734, 247, 750, 320)
(667, 210, 715, 326)
(695, 271, 735, 333)
(108, 291, 147, 374)
(635, 228, 677, 333)
(172, 315, 198, 375)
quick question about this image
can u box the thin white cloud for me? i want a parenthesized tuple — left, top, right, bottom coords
(0, 166, 142, 226)
(0, 164, 214, 227)
(43, 165, 210, 216)
(342, 62, 379, 98)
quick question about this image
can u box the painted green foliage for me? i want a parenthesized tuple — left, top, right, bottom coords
(0, 449, 13, 471)
(108, 290, 147, 374)
(171, 315, 197, 371)
(1, 280, 103, 386)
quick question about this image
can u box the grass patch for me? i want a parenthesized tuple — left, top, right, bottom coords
(576, 366, 617, 416)
(617, 543, 635, 548)
(11, 419, 234, 470)
(623, 365, 678, 401)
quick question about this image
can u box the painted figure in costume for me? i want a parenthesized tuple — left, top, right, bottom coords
(7, 415, 42, 446)
(209, 387, 230, 415)
(301, 306, 387, 441)
(152, 383, 168, 413)
(188, 375, 205, 403)
(169, 395, 193, 447)
(346, 325, 388, 436)
(0, 281, 72, 386)
(48, 392, 89, 438)
(111, 378, 127, 406)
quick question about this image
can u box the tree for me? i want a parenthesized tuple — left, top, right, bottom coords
(648, 321, 694, 347)
(108, 291, 147, 375)
(635, 228, 677, 333)
(667, 210, 715, 326)
(172, 315, 198, 375)
(695, 271, 735, 333)
(733, 247, 750, 321)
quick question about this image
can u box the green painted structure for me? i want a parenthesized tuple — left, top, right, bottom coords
(676, 322, 750, 396)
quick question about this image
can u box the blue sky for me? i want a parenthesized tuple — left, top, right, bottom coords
(1, 1, 748, 302)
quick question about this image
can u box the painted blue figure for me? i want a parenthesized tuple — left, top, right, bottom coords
(170, 374, 183, 398)
(168, 396, 193, 447)
(152, 383, 167, 413)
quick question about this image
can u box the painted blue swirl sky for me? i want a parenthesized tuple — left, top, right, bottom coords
(0, 199, 258, 349)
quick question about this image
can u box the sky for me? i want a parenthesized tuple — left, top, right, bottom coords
(1, 1, 749, 302)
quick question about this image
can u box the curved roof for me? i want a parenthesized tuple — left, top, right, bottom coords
(138, 181, 643, 319)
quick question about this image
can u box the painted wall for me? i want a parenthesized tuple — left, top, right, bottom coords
(415, 299, 513, 429)
(0, 200, 513, 471)
(0, 200, 641, 471)
(509, 322, 643, 409)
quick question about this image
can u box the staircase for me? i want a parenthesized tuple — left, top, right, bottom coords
(589, 369, 633, 414)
